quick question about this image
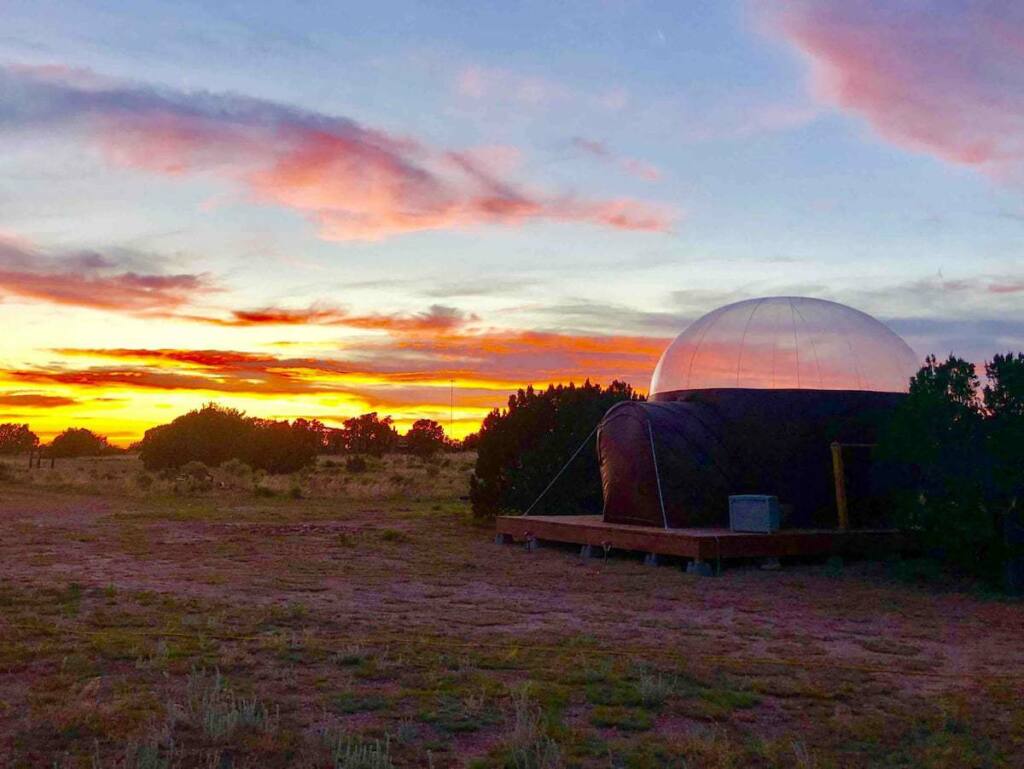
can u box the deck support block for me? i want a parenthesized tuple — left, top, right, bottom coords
(579, 544, 593, 559)
(686, 560, 714, 577)
(525, 537, 539, 552)
(643, 553, 659, 567)
(760, 557, 782, 571)
(494, 533, 510, 545)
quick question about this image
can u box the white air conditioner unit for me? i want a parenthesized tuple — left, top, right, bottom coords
(728, 495, 781, 533)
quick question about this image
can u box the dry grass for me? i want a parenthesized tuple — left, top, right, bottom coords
(0, 454, 1022, 767)
(0, 452, 476, 503)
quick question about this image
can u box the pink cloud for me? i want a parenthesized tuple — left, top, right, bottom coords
(571, 137, 663, 182)
(988, 281, 1024, 295)
(620, 158, 661, 182)
(0, 234, 215, 313)
(2, 65, 676, 240)
(770, 2, 1024, 176)
(454, 65, 564, 106)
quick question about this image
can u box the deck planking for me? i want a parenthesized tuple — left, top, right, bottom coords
(494, 514, 905, 561)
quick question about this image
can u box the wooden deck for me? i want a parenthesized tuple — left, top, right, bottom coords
(494, 514, 905, 561)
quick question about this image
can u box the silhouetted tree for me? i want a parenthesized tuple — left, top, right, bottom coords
(139, 404, 251, 470)
(405, 419, 447, 457)
(0, 423, 38, 455)
(341, 413, 399, 456)
(292, 418, 328, 451)
(137, 403, 322, 473)
(470, 380, 643, 518)
(49, 428, 112, 458)
(323, 427, 347, 455)
(246, 417, 324, 474)
(878, 354, 1021, 585)
(984, 353, 1024, 502)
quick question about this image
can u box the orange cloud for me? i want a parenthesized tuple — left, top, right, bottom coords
(51, 349, 268, 368)
(25, 327, 668, 399)
(190, 304, 478, 332)
(3, 65, 677, 240)
(0, 393, 78, 407)
(1, 328, 668, 443)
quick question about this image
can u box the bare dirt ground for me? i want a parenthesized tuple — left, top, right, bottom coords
(0, 455, 1022, 768)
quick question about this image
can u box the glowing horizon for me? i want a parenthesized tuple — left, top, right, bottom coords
(1, 2, 1022, 445)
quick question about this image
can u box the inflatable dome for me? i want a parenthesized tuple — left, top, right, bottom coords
(650, 296, 919, 396)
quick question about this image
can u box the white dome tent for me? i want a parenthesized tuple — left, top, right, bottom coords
(496, 295, 918, 570)
(650, 296, 919, 396)
(595, 296, 920, 529)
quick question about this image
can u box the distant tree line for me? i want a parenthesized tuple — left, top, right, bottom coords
(134, 404, 462, 474)
(1, 405, 464, 472)
(877, 352, 1024, 587)
(0, 424, 120, 459)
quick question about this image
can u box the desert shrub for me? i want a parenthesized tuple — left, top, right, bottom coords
(49, 427, 114, 457)
(133, 469, 155, 490)
(138, 404, 322, 474)
(878, 353, 1024, 586)
(329, 735, 394, 769)
(501, 692, 562, 769)
(470, 380, 642, 517)
(346, 456, 368, 473)
(221, 457, 252, 479)
(176, 461, 214, 494)
(180, 669, 277, 740)
(379, 528, 408, 543)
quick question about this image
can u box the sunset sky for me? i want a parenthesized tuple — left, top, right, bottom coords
(1, 1, 1022, 443)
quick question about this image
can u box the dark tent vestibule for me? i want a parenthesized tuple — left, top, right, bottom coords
(598, 388, 905, 530)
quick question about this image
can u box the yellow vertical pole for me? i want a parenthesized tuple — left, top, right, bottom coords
(831, 441, 848, 530)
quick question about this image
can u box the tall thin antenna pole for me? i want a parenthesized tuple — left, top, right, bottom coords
(450, 378, 454, 436)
